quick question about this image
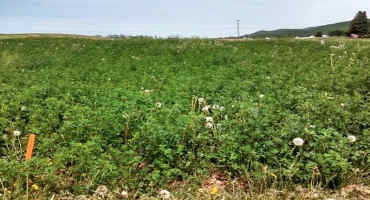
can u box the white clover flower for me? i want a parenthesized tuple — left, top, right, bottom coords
(21, 106, 28, 112)
(293, 137, 304, 146)
(205, 117, 214, 123)
(347, 135, 356, 143)
(219, 106, 225, 111)
(340, 103, 345, 107)
(212, 105, 220, 110)
(259, 94, 265, 98)
(159, 189, 171, 199)
(198, 97, 205, 104)
(205, 122, 213, 129)
(13, 130, 21, 137)
(202, 105, 211, 113)
(155, 102, 162, 108)
(121, 190, 129, 199)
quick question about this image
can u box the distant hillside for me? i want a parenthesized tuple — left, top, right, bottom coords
(245, 19, 370, 38)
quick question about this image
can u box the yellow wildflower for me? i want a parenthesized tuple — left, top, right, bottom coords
(32, 184, 40, 191)
(210, 186, 218, 195)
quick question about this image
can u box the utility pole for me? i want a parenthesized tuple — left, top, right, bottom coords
(237, 20, 240, 38)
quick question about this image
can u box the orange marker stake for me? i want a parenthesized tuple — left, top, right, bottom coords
(25, 134, 36, 161)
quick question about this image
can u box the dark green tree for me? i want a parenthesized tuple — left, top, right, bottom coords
(329, 30, 346, 37)
(349, 11, 368, 36)
(315, 31, 323, 37)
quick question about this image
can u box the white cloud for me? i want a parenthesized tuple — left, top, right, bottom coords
(0, 0, 369, 37)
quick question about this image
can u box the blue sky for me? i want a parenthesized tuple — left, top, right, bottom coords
(1, 0, 369, 37)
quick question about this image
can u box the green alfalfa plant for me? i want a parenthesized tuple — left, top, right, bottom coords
(0, 37, 369, 195)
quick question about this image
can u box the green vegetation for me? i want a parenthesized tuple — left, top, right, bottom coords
(329, 30, 347, 37)
(0, 37, 369, 199)
(246, 19, 370, 38)
(349, 11, 369, 37)
(314, 31, 323, 38)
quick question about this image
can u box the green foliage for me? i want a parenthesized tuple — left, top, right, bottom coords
(329, 30, 347, 37)
(0, 38, 369, 195)
(247, 17, 370, 38)
(315, 31, 323, 37)
(349, 11, 369, 36)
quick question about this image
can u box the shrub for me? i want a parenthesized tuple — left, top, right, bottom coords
(329, 30, 346, 37)
(315, 31, 323, 37)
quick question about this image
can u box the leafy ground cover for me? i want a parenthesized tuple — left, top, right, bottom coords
(0, 37, 369, 199)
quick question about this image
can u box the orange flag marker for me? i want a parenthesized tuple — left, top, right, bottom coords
(25, 134, 36, 161)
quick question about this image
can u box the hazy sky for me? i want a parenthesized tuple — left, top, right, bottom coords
(1, 0, 369, 37)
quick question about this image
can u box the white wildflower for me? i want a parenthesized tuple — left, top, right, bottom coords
(159, 189, 171, 199)
(293, 137, 304, 146)
(121, 190, 129, 199)
(144, 89, 152, 93)
(259, 94, 265, 98)
(320, 40, 325, 45)
(205, 117, 214, 123)
(198, 97, 205, 104)
(340, 103, 345, 107)
(347, 135, 356, 143)
(13, 130, 21, 137)
(219, 106, 225, 111)
(205, 122, 213, 129)
(94, 185, 109, 198)
(202, 105, 211, 113)
(21, 106, 28, 112)
(212, 105, 220, 110)
(310, 125, 316, 129)
(155, 102, 162, 108)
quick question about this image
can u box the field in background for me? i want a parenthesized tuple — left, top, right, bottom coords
(0, 36, 369, 199)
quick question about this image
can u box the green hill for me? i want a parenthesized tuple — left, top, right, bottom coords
(246, 19, 370, 37)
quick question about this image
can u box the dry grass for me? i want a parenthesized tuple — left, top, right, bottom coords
(9, 184, 368, 200)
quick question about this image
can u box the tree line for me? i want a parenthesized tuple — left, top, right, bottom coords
(320, 11, 369, 37)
